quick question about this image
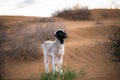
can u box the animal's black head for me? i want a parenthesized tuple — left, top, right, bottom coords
(55, 29, 67, 44)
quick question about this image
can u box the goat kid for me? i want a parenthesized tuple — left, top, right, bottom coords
(42, 29, 67, 74)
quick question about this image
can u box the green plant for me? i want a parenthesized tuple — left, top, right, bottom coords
(63, 68, 77, 80)
(39, 67, 87, 80)
(40, 72, 58, 80)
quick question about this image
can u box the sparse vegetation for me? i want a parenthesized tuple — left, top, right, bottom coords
(4, 23, 40, 60)
(107, 24, 120, 62)
(0, 22, 65, 61)
(35, 22, 65, 43)
(0, 52, 4, 80)
(34, 18, 56, 23)
(0, 19, 66, 79)
(0, 24, 6, 80)
(7, 40, 40, 60)
(52, 7, 91, 20)
(0, 51, 5, 80)
(95, 20, 103, 24)
(102, 12, 108, 18)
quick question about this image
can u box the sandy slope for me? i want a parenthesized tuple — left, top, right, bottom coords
(2, 20, 120, 80)
(90, 9, 120, 20)
(64, 21, 120, 80)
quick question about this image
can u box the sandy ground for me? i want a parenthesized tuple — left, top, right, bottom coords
(1, 19, 119, 80)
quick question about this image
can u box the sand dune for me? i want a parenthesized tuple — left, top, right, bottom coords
(64, 21, 120, 80)
(0, 12, 120, 80)
(0, 16, 120, 80)
(90, 9, 120, 20)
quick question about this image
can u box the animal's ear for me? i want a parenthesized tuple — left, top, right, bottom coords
(64, 33, 67, 38)
(55, 33, 58, 37)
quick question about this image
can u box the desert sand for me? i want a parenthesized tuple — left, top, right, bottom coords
(0, 9, 120, 80)
(1, 20, 119, 80)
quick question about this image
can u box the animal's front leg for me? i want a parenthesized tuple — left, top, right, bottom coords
(44, 53, 49, 73)
(52, 54, 56, 74)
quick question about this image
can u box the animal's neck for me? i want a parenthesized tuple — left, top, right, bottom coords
(55, 37, 64, 44)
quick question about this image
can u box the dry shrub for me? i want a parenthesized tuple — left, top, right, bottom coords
(0, 51, 5, 80)
(0, 46, 6, 79)
(0, 24, 7, 80)
(7, 40, 40, 60)
(6, 23, 40, 60)
(107, 24, 120, 62)
(34, 22, 65, 43)
(0, 22, 65, 61)
(102, 12, 108, 18)
(52, 8, 91, 20)
(39, 18, 55, 23)
(95, 20, 103, 25)
(34, 18, 56, 23)
(0, 24, 8, 47)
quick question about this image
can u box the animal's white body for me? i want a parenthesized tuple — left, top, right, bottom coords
(42, 37, 64, 74)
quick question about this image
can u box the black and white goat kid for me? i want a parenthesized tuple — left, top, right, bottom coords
(42, 29, 67, 74)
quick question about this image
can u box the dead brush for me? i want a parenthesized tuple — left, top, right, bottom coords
(7, 40, 40, 60)
(0, 24, 7, 80)
(3, 22, 65, 61)
(107, 24, 120, 62)
(34, 22, 66, 43)
(6, 23, 40, 60)
(52, 7, 91, 20)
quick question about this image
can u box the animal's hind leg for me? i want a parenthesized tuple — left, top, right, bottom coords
(57, 55, 63, 75)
